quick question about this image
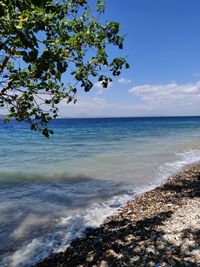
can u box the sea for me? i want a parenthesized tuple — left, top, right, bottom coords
(1, 116, 200, 267)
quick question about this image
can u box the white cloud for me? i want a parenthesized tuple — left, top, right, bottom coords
(118, 78, 132, 84)
(128, 81, 200, 115)
(58, 95, 143, 117)
(93, 81, 112, 95)
(129, 81, 200, 99)
(56, 80, 200, 117)
(94, 81, 112, 95)
(3, 79, 200, 118)
(94, 81, 112, 89)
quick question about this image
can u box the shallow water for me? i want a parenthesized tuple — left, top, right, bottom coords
(1, 117, 200, 266)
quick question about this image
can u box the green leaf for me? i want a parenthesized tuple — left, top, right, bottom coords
(0, 0, 128, 137)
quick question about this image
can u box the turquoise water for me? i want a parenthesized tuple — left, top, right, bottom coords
(1, 117, 200, 266)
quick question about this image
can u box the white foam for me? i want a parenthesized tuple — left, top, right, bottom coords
(158, 149, 200, 181)
(3, 239, 50, 267)
(3, 149, 200, 267)
(2, 193, 133, 267)
(135, 149, 200, 194)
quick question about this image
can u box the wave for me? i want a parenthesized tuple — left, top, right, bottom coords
(158, 149, 200, 181)
(2, 192, 133, 267)
(2, 149, 200, 267)
(0, 172, 93, 186)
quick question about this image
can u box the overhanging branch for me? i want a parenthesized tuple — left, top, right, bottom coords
(0, 79, 13, 96)
(0, 46, 15, 73)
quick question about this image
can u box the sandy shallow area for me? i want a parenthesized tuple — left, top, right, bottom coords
(35, 164, 200, 267)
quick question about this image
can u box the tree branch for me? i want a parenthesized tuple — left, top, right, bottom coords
(0, 79, 13, 96)
(0, 46, 15, 73)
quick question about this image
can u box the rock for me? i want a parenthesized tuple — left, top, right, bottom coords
(99, 260, 109, 267)
(34, 164, 200, 267)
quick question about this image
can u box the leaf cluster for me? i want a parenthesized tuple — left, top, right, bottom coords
(0, 0, 129, 137)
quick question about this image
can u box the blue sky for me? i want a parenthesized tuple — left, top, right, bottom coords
(59, 0, 200, 117)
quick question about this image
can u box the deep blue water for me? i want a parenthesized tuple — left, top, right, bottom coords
(1, 117, 200, 266)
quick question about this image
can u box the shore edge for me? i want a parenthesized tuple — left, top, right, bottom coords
(35, 164, 200, 267)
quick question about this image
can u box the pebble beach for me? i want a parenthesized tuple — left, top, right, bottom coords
(35, 164, 200, 267)
(2, 117, 200, 267)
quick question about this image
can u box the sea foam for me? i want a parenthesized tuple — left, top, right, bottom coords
(3, 148, 200, 267)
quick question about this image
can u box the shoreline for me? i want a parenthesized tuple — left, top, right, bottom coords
(35, 164, 200, 267)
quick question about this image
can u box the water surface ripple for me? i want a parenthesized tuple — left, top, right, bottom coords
(0, 117, 200, 266)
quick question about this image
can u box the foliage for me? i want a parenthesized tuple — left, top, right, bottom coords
(0, 0, 129, 137)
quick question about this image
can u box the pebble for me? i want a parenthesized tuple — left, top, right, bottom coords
(99, 260, 109, 267)
(35, 164, 200, 267)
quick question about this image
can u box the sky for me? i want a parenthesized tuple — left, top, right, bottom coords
(3, 0, 200, 118)
(60, 0, 200, 117)
(7, 0, 200, 118)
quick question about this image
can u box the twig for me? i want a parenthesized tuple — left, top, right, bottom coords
(0, 46, 15, 73)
